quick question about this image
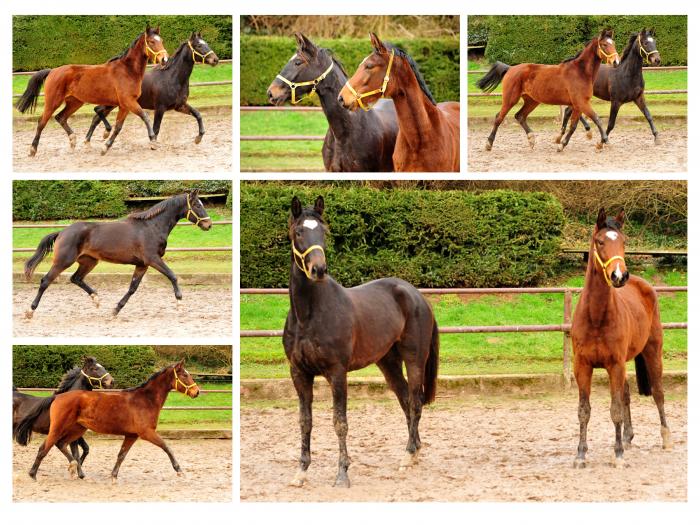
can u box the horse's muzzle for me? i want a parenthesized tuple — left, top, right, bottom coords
(267, 82, 288, 106)
(337, 91, 356, 111)
(310, 262, 327, 281)
(198, 219, 213, 231)
(206, 54, 219, 66)
(611, 271, 629, 288)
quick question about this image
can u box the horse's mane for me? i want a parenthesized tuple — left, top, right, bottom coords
(619, 32, 640, 64)
(383, 43, 437, 105)
(128, 194, 185, 220)
(54, 367, 83, 394)
(124, 365, 171, 391)
(156, 41, 189, 70)
(320, 48, 348, 77)
(108, 34, 142, 63)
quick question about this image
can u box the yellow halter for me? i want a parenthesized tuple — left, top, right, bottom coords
(144, 33, 167, 64)
(593, 249, 625, 287)
(186, 194, 210, 226)
(637, 34, 659, 64)
(292, 240, 325, 279)
(344, 49, 395, 111)
(173, 368, 198, 395)
(276, 58, 334, 105)
(80, 370, 110, 389)
(597, 40, 619, 65)
(188, 39, 214, 64)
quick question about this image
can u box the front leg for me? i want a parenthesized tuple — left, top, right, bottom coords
(123, 98, 158, 149)
(289, 366, 314, 487)
(634, 94, 659, 144)
(328, 370, 350, 487)
(176, 104, 205, 144)
(147, 257, 182, 307)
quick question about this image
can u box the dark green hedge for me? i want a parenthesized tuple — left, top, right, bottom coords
(240, 36, 460, 106)
(240, 184, 564, 288)
(13, 346, 157, 388)
(13, 15, 232, 71)
(472, 15, 687, 65)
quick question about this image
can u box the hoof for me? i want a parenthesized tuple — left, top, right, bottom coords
(69, 134, 76, 149)
(527, 133, 535, 149)
(101, 144, 109, 156)
(25, 309, 34, 320)
(90, 293, 100, 308)
(623, 440, 634, 450)
(103, 129, 111, 140)
(661, 427, 672, 450)
(29, 146, 37, 157)
(553, 134, 562, 144)
(149, 141, 158, 150)
(112, 308, 120, 317)
(84, 138, 91, 145)
(176, 471, 184, 478)
(194, 135, 203, 145)
(573, 458, 586, 469)
(586, 130, 593, 140)
(68, 461, 79, 479)
(557, 143, 564, 153)
(595, 141, 605, 151)
(399, 450, 418, 471)
(289, 470, 307, 488)
(613, 457, 625, 469)
(485, 141, 492, 151)
(333, 474, 350, 488)
(29, 472, 37, 481)
(176, 299, 183, 311)
(654, 134, 660, 146)
(111, 476, 117, 485)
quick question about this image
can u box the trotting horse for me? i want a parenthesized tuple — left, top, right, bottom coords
(283, 196, 439, 487)
(571, 208, 671, 469)
(85, 32, 219, 145)
(15, 25, 168, 156)
(13, 356, 113, 474)
(476, 29, 620, 152)
(23, 189, 212, 318)
(338, 33, 460, 172)
(559, 29, 662, 145)
(15, 360, 199, 481)
(267, 33, 399, 172)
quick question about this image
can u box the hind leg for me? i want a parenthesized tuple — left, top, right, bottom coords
(113, 265, 147, 316)
(555, 107, 572, 144)
(377, 348, 410, 436)
(485, 87, 520, 151)
(53, 96, 84, 150)
(102, 106, 129, 155)
(85, 106, 114, 143)
(604, 101, 622, 141)
(641, 338, 671, 449)
(577, 101, 608, 149)
(72, 436, 89, 467)
(70, 255, 100, 307)
(27, 261, 73, 318)
(175, 104, 205, 143)
(557, 109, 581, 152)
(29, 94, 64, 157)
(514, 96, 540, 149)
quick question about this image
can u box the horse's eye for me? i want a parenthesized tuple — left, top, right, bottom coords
(596, 239, 604, 245)
(294, 60, 302, 66)
(365, 62, 374, 70)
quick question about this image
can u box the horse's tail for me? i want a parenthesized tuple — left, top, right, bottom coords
(24, 231, 59, 281)
(15, 68, 52, 114)
(14, 395, 55, 446)
(476, 61, 510, 93)
(423, 320, 440, 405)
(634, 354, 653, 396)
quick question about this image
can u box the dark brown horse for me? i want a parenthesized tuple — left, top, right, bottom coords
(23, 190, 212, 318)
(15, 25, 168, 156)
(283, 196, 439, 488)
(15, 360, 199, 481)
(571, 209, 671, 469)
(13, 357, 113, 475)
(338, 33, 460, 172)
(476, 29, 620, 151)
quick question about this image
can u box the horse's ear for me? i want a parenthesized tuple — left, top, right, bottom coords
(84, 356, 96, 365)
(295, 32, 317, 57)
(176, 359, 185, 368)
(191, 188, 200, 198)
(155, 25, 161, 35)
(596, 208, 607, 230)
(314, 196, 325, 216)
(615, 210, 625, 228)
(146, 23, 151, 32)
(291, 196, 302, 219)
(369, 32, 386, 53)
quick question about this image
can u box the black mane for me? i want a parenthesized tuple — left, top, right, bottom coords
(108, 34, 142, 63)
(156, 41, 189, 71)
(320, 48, 348, 77)
(124, 365, 171, 391)
(383, 42, 437, 105)
(54, 367, 83, 394)
(619, 32, 640, 64)
(604, 216, 623, 231)
(128, 194, 185, 220)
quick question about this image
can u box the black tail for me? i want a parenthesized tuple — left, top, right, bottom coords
(15, 69, 52, 114)
(423, 320, 440, 404)
(24, 232, 59, 281)
(14, 395, 55, 446)
(476, 61, 511, 93)
(634, 354, 652, 396)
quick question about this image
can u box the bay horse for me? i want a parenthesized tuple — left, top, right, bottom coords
(85, 32, 219, 145)
(338, 33, 460, 172)
(15, 24, 168, 157)
(23, 189, 212, 318)
(558, 29, 661, 145)
(15, 360, 199, 481)
(571, 208, 671, 469)
(476, 29, 620, 152)
(283, 196, 439, 488)
(267, 33, 399, 172)
(13, 356, 113, 475)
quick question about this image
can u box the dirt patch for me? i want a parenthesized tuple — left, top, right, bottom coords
(13, 438, 231, 502)
(240, 393, 686, 502)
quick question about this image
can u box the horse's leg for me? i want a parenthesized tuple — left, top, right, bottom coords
(579, 116, 592, 139)
(376, 349, 410, 435)
(327, 369, 350, 487)
(139, 429, 183, 475)
(573, 359, 593, 468)
(152, 108, 165, 141)
(112, 265, 147, 316)
(578, 101, 608, 150)
(622, 379, 634, 448)
(29, 93, 63, 157)
(29, 437, 56, 479)
(633, 94, 659, 144)
(400, 358, 426, 471)
(555, 107, 572, 144)
(514, 95, 540, 149)
(607, 363, 627, 468)
(74, 437, 89, 467)
(557, 109, 581, 152)
(641, 339, 672, 449)
(111, 435, 138, 482)
(102, 106, 129, 155)
(53, 96, 84, 151)
(175, 104, 205, 144)
(55, 439, 82, 480)
(69, 255, 100, 308)
(289, 366, 314, 487)
(123, 98, 158, 150)
(27, 261, 72, 319)
(485, 87, 520, 151)
(604, 101, 622, 141)
(85, 106, 114, 143)
(146, 257, 183, 308)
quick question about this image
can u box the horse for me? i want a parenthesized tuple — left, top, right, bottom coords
(23, 189, 212, 318)
(15, 360, 199, 481)
(267, 33, 399, 172)
(338, 33, 460, 172)
(558, 29, 661, 145)
(15, 24, 168, 157)
(476, 29, 620, 152)
(282, 196, 439, 488)
(13, 357, 113, 475)
(85, 32, 219, 146)
(571, 208, 671, 469)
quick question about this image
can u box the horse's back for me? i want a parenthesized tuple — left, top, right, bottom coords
(348, 277, 431, 320)
(438, 101, 460, 130)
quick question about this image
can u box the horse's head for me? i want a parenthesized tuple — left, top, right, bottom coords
(638, 28, 661, 66)
(267, 33, 335, 106)
(172, 360, 200, 398)
(185, 189, 213, 231)
(188, 31, 219, 66)
(144, 24, 168, 65)
(593, 208, 628, 288)
(597, 29, 620, 67)
(81, 356, 114, 389)
(289, 196, 328, 282)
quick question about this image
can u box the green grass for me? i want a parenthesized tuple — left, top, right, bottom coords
(240, 269, 687, 379)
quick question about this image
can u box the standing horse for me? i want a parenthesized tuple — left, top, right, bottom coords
(283, 196, 439, 487)
(13, 357, 113, 474)
(338, 33, 460, 172)
(558, 29, 662, 144)
(23, 189, 212, 318)
(15, 360, 199, 481)
(85, 32, 219, 145)
(267, 33, 399, 172)
(571, 209, 671, 469)
(476, 29, 620, 152)
(15, 25, 168, 156)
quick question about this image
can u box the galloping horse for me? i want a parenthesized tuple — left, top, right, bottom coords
(15, 360, 198, 481)
(283, 196, 439, 487)
(476, 29, 620, 151)
(338, 33, 460, 172)
(16, 25, 168, 156)
(559, 29, 661, 144)
(13, 357, 113, 474)
(267, 33, 398, 172)
(86, 32, 219, 145)
(571, 209, 671, 469)
(23, 189, 212, 318)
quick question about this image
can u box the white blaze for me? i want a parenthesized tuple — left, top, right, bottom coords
(647, 36, 654, 42)
(614, 262, 623, 280)
(153, 35, 161, 42)
(605, 231, 618, 241)
(303, 219, 318, 230)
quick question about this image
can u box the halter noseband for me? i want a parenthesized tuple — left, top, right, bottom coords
(188, 40, 215, 64)
(593, 249, 625, 287)
(81, 370, 110, 389)
(186, 194, 210, 226)
(144, 33, 167, 64)
(276, 57, 334, 105)
(344, 48, 395, 111)
(597, 39, 619, 65)
(292, 240, 325, 279)
(173, 368, 198, 395)
(638, 34, 659, 64)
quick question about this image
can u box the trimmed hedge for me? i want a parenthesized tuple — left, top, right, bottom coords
(240, 184, 564, 288)
(471, 15, 687, 66)
(13, 346, 157, 388)
(13, 15, 232, 71)
(240, 36, 460, 106)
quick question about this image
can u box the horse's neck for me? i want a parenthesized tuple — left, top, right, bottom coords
(581, 247, 614, 327)
(288, 263, 337, 327)
(153, 201, 186, 237)
(123, 37, 148, 75)
(141, 372, 172, 408)
(69, 375, 90, 391)
(168, 47, 195, 83)
(576, 40, 602, 80)
(390, 65, 440, 149)
(316, 64, 353, 139)
(619, 40, 644, 79)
